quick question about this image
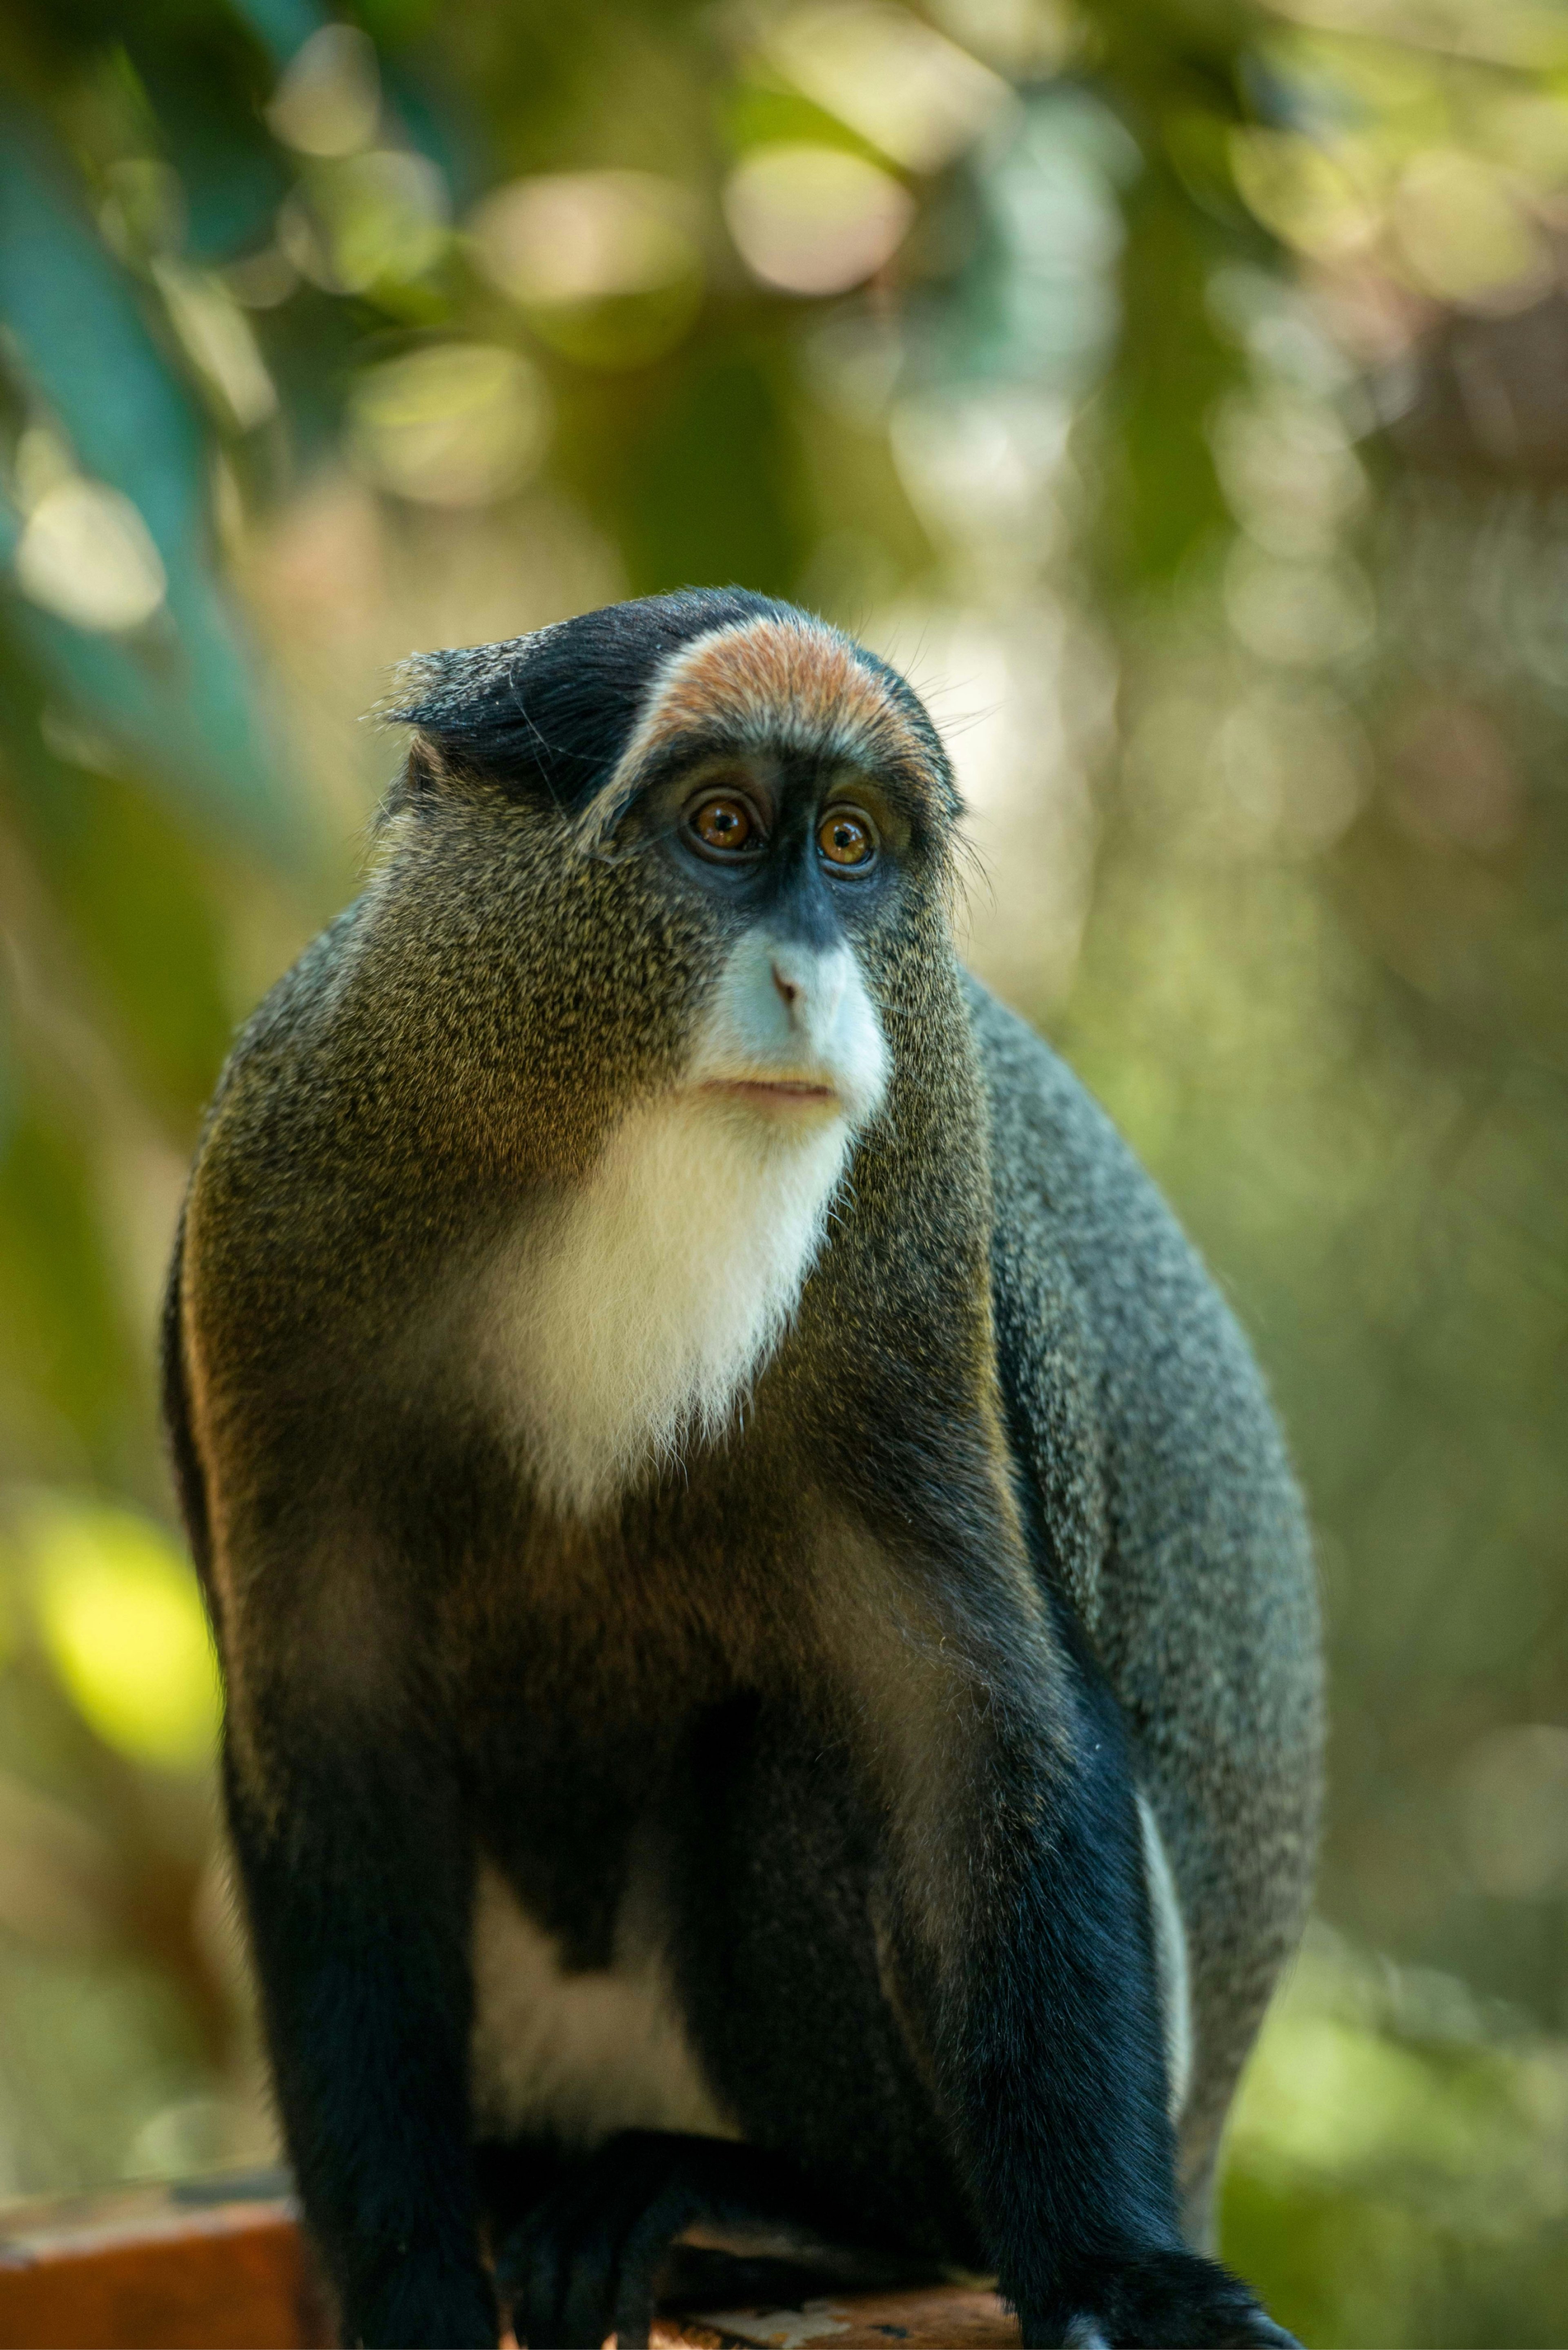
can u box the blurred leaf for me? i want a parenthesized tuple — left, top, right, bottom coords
(1225, 1929, 1568, 2346)
(225, 0, 324, 74)
(1100, 166, 1243, 585)
(617, 344, 808, 596)
(0, 108, 289, 846)
(32, 761, 236, 1128)
(0, 1107, 131, 1463)
(24, 1498, 219, 1775)
(126, 16, 290, 260)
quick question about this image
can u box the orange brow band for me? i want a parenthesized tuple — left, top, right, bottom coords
(575, 614, 933, 841)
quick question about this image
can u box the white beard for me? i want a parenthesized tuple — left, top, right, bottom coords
(489, 930, 888, 1516)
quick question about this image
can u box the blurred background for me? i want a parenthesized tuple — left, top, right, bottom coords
(1, 0, 1566, 2340)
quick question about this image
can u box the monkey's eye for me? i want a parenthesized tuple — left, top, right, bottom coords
(687, 794, 762, 858)
(817, 806, 877, 871)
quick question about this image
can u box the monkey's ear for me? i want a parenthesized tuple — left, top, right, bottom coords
(402, 733, 451, 797)
(375, 730, 456, 824)
(377, 632, 614, 818)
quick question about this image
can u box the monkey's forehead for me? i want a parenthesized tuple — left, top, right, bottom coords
(385, 589, 960, 833)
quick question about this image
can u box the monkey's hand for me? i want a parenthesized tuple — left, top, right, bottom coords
(1024, 2247, 1300, 2349)
(497, 2129, 807, 2350)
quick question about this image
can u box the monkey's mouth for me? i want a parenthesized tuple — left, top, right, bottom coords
(699, 1077, 842, 1111)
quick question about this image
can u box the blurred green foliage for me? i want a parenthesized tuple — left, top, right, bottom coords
(2, 1, 1568, 2341)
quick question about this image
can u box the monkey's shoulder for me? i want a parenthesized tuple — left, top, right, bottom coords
(964, 974, 1194, 1272)
(187, 896, 452, 1269)
(194, 899, 369, 1158)
(964, 972, 1283, 1419)
(962, 973, 1313, 1630)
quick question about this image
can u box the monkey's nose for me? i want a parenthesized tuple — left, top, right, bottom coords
(770, 950, 846, 1028)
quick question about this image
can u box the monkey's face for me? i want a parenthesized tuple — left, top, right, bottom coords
(619, 746, 907, 1135)
(388, 592, 961, 1174)
(576, 604, 960, 1148)
(385, 593, 964, 1507)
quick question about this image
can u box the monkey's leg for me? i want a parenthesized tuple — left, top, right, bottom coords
(225, 1732, 495, 2348)
(496, 2129, 862, 2350)
(866, 1599, 1297, 2350)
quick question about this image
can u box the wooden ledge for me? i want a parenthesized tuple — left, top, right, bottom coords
(0, 2175, 328, 2350)
(653, 2283, 1017, 2348)
(0, 2175, 1018, 2350)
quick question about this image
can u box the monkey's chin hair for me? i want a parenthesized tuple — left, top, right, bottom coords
(490, 1084, 863, 1519)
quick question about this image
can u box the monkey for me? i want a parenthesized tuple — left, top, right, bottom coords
(163, 587, 1321, 2350)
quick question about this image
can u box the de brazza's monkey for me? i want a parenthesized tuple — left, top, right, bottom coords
(165, 588, 1321, 2350)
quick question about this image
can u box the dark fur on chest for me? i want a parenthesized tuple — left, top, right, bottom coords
(362, 1401, 874, 1966)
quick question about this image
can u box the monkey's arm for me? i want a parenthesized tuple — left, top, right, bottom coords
(967, 974, 1323, 2238)
(169, 1259, 495, 2345)
(165, 985, 507, 2343)
(831, 1540, 1290, 2350)
(224, 1677, 492, 2349)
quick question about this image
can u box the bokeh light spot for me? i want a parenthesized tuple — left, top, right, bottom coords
(266, 25, 381, 160)
(768, 2, 1010, 173)
(346, 343, 550, 506)
(470, 172, 698, 307)
(279, 150, 450, 295)
(1230, 130, 1381, 262)
(468, 172, 703, 367)
(15, 481, 167, 634)
(1391, 150, 1550, 314)
(724, 144, 914, 296)
(25, 1500, 220, 1773)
